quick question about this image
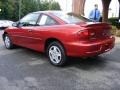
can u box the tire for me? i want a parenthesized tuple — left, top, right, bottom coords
(4, 34, 14, 49)
(47, 41, 67, 66)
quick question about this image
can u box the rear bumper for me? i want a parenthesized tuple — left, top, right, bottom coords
(65, 37, 115, 57)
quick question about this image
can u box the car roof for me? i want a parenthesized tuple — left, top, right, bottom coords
(32, 10, 65, 14)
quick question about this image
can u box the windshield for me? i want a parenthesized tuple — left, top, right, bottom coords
(53, 12, 91, 24)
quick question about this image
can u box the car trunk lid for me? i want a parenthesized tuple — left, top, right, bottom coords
(77, 22, 112, 41)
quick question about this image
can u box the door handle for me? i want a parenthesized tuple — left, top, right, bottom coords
(28, 29, 32, 32)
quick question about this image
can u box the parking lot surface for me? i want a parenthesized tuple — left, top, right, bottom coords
(0, 30, 120, 90)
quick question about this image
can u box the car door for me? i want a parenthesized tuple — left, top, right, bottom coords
(11, 13, 40, 48)
(26, 14, 59, 51)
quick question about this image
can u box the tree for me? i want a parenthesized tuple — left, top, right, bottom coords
(101, 0, 120, 22)
(118, 0, 120, 20)
(0, 0, 61, 21)
(102, 0, 111, 22)
(49, 1, 61, 10)
(72, 0, 85, 15)
(0, 1, 2, 17)
(0, 0, 8, 19)
(21, 0, 38, 17)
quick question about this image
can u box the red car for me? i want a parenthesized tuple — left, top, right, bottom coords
(2, 11, 115, 66)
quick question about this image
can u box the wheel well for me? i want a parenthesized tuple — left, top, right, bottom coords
(45, 38, 65, 52)
(2, 32, 8, 40)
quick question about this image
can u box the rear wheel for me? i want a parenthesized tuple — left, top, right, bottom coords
(4, 34, 14, 49)
(47, 41, 67, 66)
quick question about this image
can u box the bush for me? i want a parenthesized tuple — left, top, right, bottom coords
(108, 17, 120, 29)
(111, 26, 117, 35)
(111, 26, 120, 37)
(116, 30, 120, 37)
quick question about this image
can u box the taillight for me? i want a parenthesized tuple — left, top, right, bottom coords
(77, 30, 89, 40)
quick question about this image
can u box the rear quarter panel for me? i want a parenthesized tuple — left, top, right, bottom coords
(33, 24, 82, 52)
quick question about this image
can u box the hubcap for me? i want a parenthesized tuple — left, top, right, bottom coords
(49, 46, 62, 64)
(4, 36, 10, 48)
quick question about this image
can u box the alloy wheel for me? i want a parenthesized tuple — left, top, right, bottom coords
(49, 46, 62, 64)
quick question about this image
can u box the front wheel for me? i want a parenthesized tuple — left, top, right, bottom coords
(4, 34, 14, 49)
(47, 41, 67, 66)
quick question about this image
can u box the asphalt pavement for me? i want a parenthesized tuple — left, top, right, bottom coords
(0, 30, 120, 90)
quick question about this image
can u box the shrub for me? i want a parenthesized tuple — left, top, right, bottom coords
(111, 26, 117, 35)
(116, 30, 120, 37)
(111, 26, 120, 37)
(108, 17, 120, 29)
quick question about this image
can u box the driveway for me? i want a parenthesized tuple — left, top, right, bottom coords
(0, 30, 120, 90)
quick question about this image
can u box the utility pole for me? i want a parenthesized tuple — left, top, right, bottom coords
(19, 0, 22, 20)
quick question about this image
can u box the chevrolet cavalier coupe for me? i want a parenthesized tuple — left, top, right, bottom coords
(2, 11, 115, 66)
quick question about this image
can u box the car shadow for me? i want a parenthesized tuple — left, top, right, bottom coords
(1, 45, 108, 70)
(65, 56, 107, 70)
(19, 47, 107, 68)
(17, 47, 108, 70)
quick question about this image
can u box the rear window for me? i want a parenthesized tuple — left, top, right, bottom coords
(53, 12, 91, 24)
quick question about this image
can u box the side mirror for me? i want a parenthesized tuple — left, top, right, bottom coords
(12, 22, 18, 27)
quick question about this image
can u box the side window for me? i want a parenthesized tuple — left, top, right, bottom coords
(19, 13, 40, 26)
(38, 14, 58, 26)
